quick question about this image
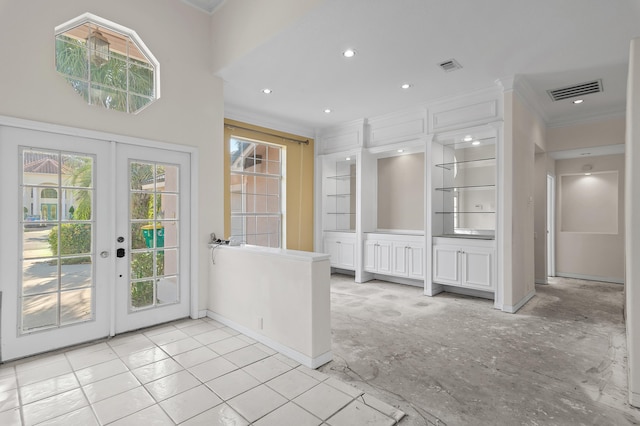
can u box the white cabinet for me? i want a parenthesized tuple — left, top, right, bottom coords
(392, 241, 424, 279)
(433, 238, 495, 291)
(364, 234, 424, 280)
(324, 233, 356, 270)
(363, 238, 392, 274)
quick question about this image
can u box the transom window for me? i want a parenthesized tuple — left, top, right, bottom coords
(229, 138, 283, 248)
(54, 13, 160, 114)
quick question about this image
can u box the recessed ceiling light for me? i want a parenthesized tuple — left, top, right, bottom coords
(324, 109, 332, 114)
(262, 88, 272, 94)
(343, 49, 356, 58)
(397, 149, 404, 153)
(463, 135, 473, 142)
(585, 173, 592, 176)
(401, 83, 411, 89)
(573, 99, 584, 104)
(472, 141, 481, 146)
(345, 157, 351, 161)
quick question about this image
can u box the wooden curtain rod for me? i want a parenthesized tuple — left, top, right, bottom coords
(226, 125, 310, 145)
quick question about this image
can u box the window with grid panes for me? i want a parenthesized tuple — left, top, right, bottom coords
(229, 138, 283, 247)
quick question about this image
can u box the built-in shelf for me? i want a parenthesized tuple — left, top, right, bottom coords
(434, 157, 495, 171)
(326, 174, 355, 180)
(435, 185, 495, 192)
(435, 211, 496, 214)
(326, 194, 352, 197)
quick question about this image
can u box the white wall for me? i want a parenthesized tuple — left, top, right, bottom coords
(555, 155, 624, 282)
(547, 116, 625, 152)
(377, 153, 424, 230)
(625, 36, 640, 407)
(501, 92, 541, 311)
(0, 0, 224, 310)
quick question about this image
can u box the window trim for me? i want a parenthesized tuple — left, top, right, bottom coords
(54, 12, 161, 105)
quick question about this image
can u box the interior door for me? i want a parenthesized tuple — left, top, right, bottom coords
(114, 144, 191, 333)
(0, 126, 111, 361)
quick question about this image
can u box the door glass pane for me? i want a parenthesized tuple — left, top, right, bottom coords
(129, 160, 180, 311)
(20, 148, 96, 334)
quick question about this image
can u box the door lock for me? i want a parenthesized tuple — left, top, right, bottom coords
(116, 248, 126, 258)
(117, 236, 125, 243)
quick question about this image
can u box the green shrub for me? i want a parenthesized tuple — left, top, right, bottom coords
(48, 224, 91, 258)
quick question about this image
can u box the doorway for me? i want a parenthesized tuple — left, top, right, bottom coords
(0, 125, 192, 361)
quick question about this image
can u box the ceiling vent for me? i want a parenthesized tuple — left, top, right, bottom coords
(547, 79, 603, 101)
(438, 59, 462, 72)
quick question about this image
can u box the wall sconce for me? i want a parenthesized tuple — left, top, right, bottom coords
(87, 29, 110, 64)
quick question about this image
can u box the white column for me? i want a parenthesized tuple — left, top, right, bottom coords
(626, 37, 640, 408)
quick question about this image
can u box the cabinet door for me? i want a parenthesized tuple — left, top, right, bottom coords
(433, 245, 460, 285)
(339, 239, 356, 269)
(461, 248, 494, 290)
(407, 244, 425, 279)
(324, 238, 340, 267)
(377, 240, 393, 274)
(392, 243, 408, 276)
(363, 240, 377, 272)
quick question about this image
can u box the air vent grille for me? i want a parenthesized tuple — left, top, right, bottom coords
(438, 59, 462, 72)
(547, 79, 603, 101)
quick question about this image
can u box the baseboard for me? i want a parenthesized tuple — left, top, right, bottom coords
(535, 278, 548, 285)
(556, 272, 624, 285)
(206, 311, 332, 369)
(424, 283, 444, 296)
(502, 289, 536, 313)
(370, 273, 424, 288)
(630, 390, 640, 409)
(439, 285, 495, 301)
(196, 310, 208, 319)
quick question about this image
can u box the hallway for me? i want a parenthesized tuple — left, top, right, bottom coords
(321, 275, 639, 425)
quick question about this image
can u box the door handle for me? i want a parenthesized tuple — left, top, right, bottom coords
(116, 248, 126, 258)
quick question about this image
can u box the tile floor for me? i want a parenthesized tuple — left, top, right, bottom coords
(0, 318, 405, 425)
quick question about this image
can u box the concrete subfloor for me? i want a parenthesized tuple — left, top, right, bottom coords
(319, 274, 640, 425)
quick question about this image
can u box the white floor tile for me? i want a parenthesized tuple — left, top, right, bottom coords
(36, 406, 99, 426)
(326, 400, 395, 426)
(120, 346, 169, 370)
(181, 403, 249, 426)
(173, 346, 219, 368)
(254, 401, 322, 426)
(188, 356, 238, 382)
(205, 369, 261, 401)
(147, 329, 189, 346)
(111, 336, 157, 357)
(92, 386, 155, 424)
(143, 324, 178, 337)
(225, 345, 270, 368)
(16, 358, 72, 387)
(15, 354, 66, 374)
(272, 353, 300, 368)
(0, 389, 19, 413)
(159, 384, 223, 424)
(253, 343, 277, 356)
(193, 328, 234, 345)
(159, 336, 202, 356)
(107, 331, 152, 348)
(293, 382, 353, 421)
(19, 372, 78, 405)
(359, 394, 405, 422)
(22, 388, 88, 426)
(179, 321, 219, 336)
(82, 371, 140, 404)
(75, 359, 129, 386)
(145, 370, 200, 401)
(266, 368, 321, 400)
(243, 356, 292, 383)
(109, 404, 174, 426)
(0, 366, 15, 379)
(0, 374, 17, 393)
(0, 408, 21, 426)
(207, 336, 251, 355)
(66, 346, 118, 370)
(64, 342, 110, 359)
(227, 384, 287, 423)
(131, 358, 184, 384)
(325, 377, 364, 399)
(296, 365, 330, 382)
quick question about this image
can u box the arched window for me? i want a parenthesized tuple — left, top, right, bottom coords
(41, 188, 58, 199)
(55, 13, 160, 114)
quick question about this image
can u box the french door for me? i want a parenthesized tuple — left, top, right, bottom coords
(0, 125, 191, 361)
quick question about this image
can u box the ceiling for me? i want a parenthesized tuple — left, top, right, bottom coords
(197, 0, 640, 133)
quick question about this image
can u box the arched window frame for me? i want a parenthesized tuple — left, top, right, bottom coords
(54, 12, 160, 113)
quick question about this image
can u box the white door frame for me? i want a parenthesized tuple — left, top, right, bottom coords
(546, 174, 556, 277)
(0, 115, 199, 360)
